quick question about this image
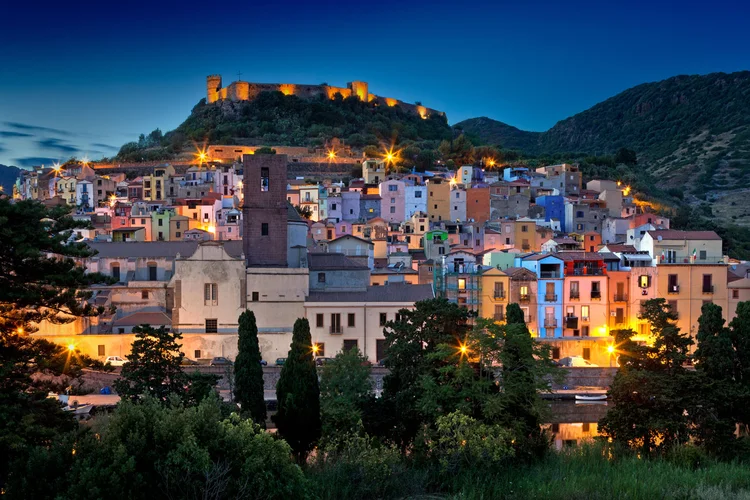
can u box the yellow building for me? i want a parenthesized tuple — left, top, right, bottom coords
(144, 165, 175, 201)
(427, 178, 451, 223)
(480, 267, 510, 321)
(655, 263, 729, 341)
(513, 218, 538, 252)
(362, 159, 385, 184)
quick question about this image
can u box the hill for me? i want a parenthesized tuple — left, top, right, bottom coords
(453, 116, 540, 152)
(0, 164, 20, 195)
(116, 92, 453, 163)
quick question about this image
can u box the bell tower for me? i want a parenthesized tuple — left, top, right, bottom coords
(207, 75, 222, 103)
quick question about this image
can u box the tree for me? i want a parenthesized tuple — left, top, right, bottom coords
(729, 302, 750, 432)
(319, 347, 372, 443)
(599, 299, 694, 455)
(254, 147, 276, 154)
(438, 134, 474, 166)
(615, 147, 638, 166)
(0, 199, 111, 488)
(113, 325, 187, 404)
(294, 204, 313, 220)
(234, 311, 266, 426)
(273, 318, 321, 463)
(371, 298, 472, 449)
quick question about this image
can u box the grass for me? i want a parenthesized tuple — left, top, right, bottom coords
(306, 442, 750, 499)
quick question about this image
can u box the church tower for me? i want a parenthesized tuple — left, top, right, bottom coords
(207, 75, 222, 103)
(242, 154, 288, 267)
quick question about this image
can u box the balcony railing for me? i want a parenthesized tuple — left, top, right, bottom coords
(613, 294, 628, 302)
(519, 295, 531, 303)
(569, 292, 580, 300)
(329, 326, 343, 334)
(493, 291, 506, 299)
(668, 285, 680, 294)
(591, 291, 602, 300)
(544, 319, 558, 328)
(702, 285, 714, 294)
(521, 245, 531, 251)
(545, 294, 558, 302)
(493, 313, 505, 322)
(567, 268, 606, 276)
(540, 272, 560, 279)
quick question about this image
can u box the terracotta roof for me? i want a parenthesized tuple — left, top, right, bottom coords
(87, 240, 243, 259)
(306, 283, 433, 303)
(328, 234, 374, 246)
(523, 253, 563, 262)
(557, 252, 605, 261)
(603, 244, 638, 253)
(308, 253, 369, 271)
(647, 230, 721, 241)
(503, 267, 537, 280)
(728, 277, 750, 289)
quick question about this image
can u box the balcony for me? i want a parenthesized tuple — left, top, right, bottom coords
(521, 245, 531, 251)
(493, 291, 506, 299)
(591, 291, 602, 300)
(613, 294, 628, 302)
(519, 295, 531, 303)
(544, 318, 558, 328)
(565, 317, 579, 329)
(329, 326, 343, 334)
(544, 294, 558, 302)
(493, 313, 505, 322)
(702, 285, 714, 294)
(540, 271, 560, 279)
(668, 285, 680, 294)
(569, 292, 580, 300)
(567, 268, 606, 276)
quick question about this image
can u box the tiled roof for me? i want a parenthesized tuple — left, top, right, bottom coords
(87, 240, 243, 259)
(647, 230, 721, 241)
(503, 267, 537, 280)
(308, 253, 369, 271)
(306, 283, 433, 303)
(603, 244, 638, 253)
(557, 252, 605, 261)
(113, 311, 172, 326)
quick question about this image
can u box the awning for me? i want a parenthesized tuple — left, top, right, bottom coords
(623, 254, 652, 261)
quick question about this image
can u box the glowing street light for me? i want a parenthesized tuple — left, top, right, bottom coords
(327, 150, 337, 160)
(67, 344, 75, 352)
(607, 345, 615, 354)
(623, 186, 631, 196)
(486, 158, 496, 168)
(312, 344, 320, 355)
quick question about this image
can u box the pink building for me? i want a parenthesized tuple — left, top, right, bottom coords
(379, 179, 406, 223)
(335, 220, 353, 237)
(561, 253, 609, 339)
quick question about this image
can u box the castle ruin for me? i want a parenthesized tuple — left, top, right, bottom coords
(206, 75, 444, 120)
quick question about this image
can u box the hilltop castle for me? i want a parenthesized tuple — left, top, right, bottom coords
(206, 75, 444, 120)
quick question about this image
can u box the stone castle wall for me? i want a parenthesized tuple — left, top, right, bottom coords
(206, 75, 444, 119)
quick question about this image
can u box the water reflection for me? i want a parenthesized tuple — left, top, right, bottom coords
(544, 401, 609, 449)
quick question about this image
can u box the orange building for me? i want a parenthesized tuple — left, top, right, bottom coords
(466, 187, 490, 223)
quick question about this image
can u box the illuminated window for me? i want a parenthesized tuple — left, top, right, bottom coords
(639, 275, 651, 288)
(260, 167, 269, 191)
(458, 278, 466, 290)
(581, 305, 590, 321)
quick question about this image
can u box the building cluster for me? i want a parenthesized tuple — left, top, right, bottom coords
(14, 155, 750, 366)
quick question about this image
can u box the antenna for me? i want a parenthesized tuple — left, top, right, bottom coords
(237, 71, 243, 81)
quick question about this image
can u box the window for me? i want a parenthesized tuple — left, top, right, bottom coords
(194, 349, 201, 359)
(332, 203, 337, 210)
(376, 339, 387, 361)
(176, 221, 181, 229)
(158, 219, 163, 227)
(205, 319, 218, 333)
(438, 247, 445, 255)
(668, 274, 679, 293)
(98, 345, 105, 356)
(261, 223, 269, 236)
(111, 264, 120, 282)
(141, 290, 148, 300)
(316, 314, 324, 328)
(734, 290, 740, 299)
(581, 325, 590, 337)
(348, 313, 355, 327)
(390, 206, 396, 214)
(699, 250, 706, 260)
(581, 305, 590, 321)
(639, 275, 651, 288)
(118, 328, 125, 334)
(330, 314, 342, 334)
(389, 184, 398, 191)
(343, 339, 358, 352)
(148, 264, 157, 281)
(702, 274, 713, 294)
(591, 281, 601, 299)
(314, 343, 325, 357)
(260, 167, 269, 191)
(415, 191, 422, 198)
(379, 313, 387, 326)
(551, 347, 560, 359)
(521, 225, 528, 233)
(615, 308, 624, 324)
(458, 278, 466, 290)
(570, 281, 580, 299)
(252, 291, 259, 302)
(141, 218, 146, 225)
(318, 272, 326, 283)
(204, 283, 218, 305)
(176, 232, 181, 238)
(582, 347, 591, 360)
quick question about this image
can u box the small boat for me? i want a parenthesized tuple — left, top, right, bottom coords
(63, 404, 94, 416)
(575, 394, 608, 401)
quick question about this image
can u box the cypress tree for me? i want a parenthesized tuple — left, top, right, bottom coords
(233, 311, 266, 426)
(273, 318, 321, 463)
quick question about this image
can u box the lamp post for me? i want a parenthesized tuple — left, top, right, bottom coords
(607, 344, 615, 368)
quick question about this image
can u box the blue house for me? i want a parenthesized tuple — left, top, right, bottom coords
(520, 254, 564, 338)
(536, 195, 565, 232)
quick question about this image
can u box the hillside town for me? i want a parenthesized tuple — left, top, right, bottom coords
(12, 149, 749, 368)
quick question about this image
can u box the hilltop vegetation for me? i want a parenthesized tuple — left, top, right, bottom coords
(116, 92, 453, 163)
(0, 164, 20, 194)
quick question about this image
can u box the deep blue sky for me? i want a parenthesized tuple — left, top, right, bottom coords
(1, 0, 748, 168)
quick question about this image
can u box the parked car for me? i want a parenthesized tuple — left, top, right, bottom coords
(180, 358, 199, 366)
(315, 357, 334, 366)
(260, 359, 268, 366)
(556, 356, 598, 368)
(104, 356, 126, 367)
(275, 358, 286, 366)
(210, 357, 233, 366)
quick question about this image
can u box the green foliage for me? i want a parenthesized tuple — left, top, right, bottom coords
(308, 433, 422, 500)
(427, 411, 514, 474)
(234, 311, 266, 426)
(254, 146, 276, 154)
(274, 318, 321, 462)
(319, 347, 372, 443)
(113, 325, 188, 404)
(615, 147, 638, 165)
(438, 133, 475, 166)
(5, 396, 307, 500)
(294, 204, 313, 220)
(600, 299, 695, 455)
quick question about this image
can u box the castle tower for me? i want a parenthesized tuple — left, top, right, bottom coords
(207, 75, 222, 104)
(348, 81, 369, 102)
(242, 154, 288, 267)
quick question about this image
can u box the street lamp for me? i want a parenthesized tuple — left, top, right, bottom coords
(607, 344, 615, 367)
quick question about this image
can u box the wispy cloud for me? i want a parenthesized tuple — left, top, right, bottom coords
(36, 138, 78, 154)
(0, 131, 33, 138)
(92, 142, 120, 150)
(0, 144, 6, 154)
(13, 157, 60, 168)
(4, 122, 71, 137)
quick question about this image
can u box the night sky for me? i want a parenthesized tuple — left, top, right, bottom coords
(1, 0, 748, 168)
